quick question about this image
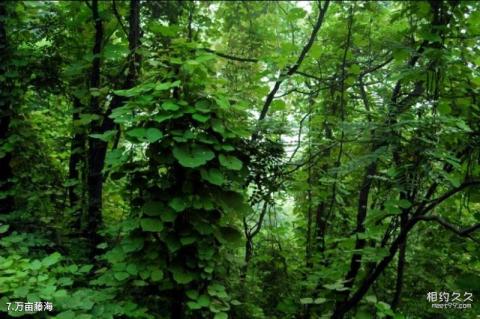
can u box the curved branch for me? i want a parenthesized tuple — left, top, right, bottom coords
(415, 215, 480, 238)
(254, 1, 330, 132)
(421, 180, 480, 215)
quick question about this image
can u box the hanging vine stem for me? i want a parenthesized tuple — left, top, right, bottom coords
(306, 88, 313, 268)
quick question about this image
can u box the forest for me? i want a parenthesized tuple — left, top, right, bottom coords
(1, 0, 479, 318)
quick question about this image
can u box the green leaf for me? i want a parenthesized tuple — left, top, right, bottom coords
(162, 101, 180, 111)
(300, 298, 313, 304)
(30, 260, 42, 270)
(437, 102, 451, 115)
(89, 130, 117, 142)
(200, 168, 224, 186)
(154, 113, 173, 123)
(114, 271, 130, 281)
(376, 301, 394, 315)
(140, 218, 163, 232)
(122, 237, 144, 253)
(271, 100, 286, 111)
(113, 88, 139, 97)
(143, 201, 164, 216)
(172, 268, 194, 284)
(211, 119, 225, 135)
(126, 128, 147, 139)
(355, 310, 372, 319)
(42, 252, 62, 267)
(349, 64, 361, 75)
(169, 197, 188, 212)
(0, 224, 9, 233)
(314, 297, 327, 304)
(207, 283, 227, 298)
(192, 113, 210, 123)
(365, 295, 377, 303)
(172, 144, 215, 168)
(180, 236, 196, 246)
(146, 128, 163, 143)
(397, 199, 411, 209)
(161, 209, 177, 222)
(323, 280, 348, 291)
(197, 294, 210, 307)
(126, 264, 138, 275)
(219, 154, 242, 170)
(126, 127, 163, 143)
(187, 301, 202, 310)
(446, 174, 461, 187)
(79, 265, 94, 273)
(149, 23, 179, 37)
(151, 269, 164, 282)
(195, 100, 211, 113)
(214, 312, 228, 319)
(231, 300, 241, 306)
(186, 290, 199, 300)
(287, 7, 307, 21)
(155, 81, 181, 91)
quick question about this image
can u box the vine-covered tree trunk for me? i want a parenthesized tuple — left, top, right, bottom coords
(86, 0, 141, 257)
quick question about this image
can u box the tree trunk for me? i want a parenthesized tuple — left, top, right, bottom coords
(391, 237, 406, 310)
(86, 0, 141, 257)
(0, 2, 14, 215)
(241, 235, 253, 282)
(391, 197, 409, 310)
(68, 96, 85, 230)
(85, 0, 104, 257)
(332, 219, 415, 318)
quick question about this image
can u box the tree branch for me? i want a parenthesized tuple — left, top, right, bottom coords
(112, 0, 128, 37)
(421, 180, 480, 215)
(253, 0, 330, 138)
(415, 215, 480, 238)
(200, 48, 258, 63)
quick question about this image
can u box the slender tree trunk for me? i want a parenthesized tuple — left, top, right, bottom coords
(314, 201, 327, 252)
(338, 160, 377, 288)
(241, 199, 269, 282)
(391, 236, 406, 310)
(68, 96, 85, 229)
(86, 0, 141, 257)
(332, 219, 415, 319)
(171, 288, 185, 319)
(240, 236, 253, 282)
(0, 2, 14, 215)
(86, 0, 104, 257)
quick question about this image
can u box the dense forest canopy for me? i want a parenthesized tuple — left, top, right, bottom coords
(1, 1, 480, 318)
